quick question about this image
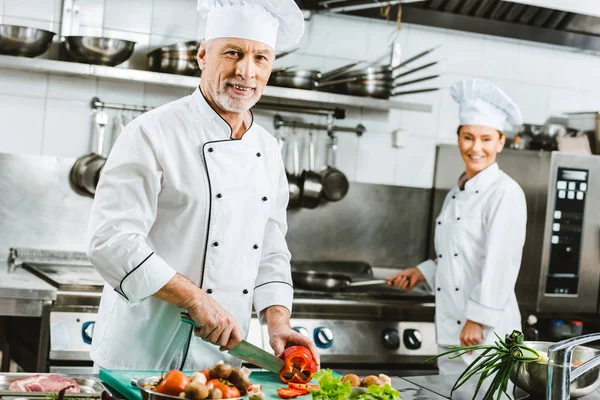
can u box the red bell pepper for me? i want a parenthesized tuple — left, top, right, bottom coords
(276, 388, 307, 398)
(279, 346, 318, 384)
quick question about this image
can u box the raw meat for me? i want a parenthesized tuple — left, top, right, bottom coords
(8, 374, 81, 393)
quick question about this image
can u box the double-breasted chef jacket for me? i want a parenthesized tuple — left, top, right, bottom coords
(86, 87, 293, 370)
(418, 163, 527, 348)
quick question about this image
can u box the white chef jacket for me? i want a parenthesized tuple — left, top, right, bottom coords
(418, 163, 526, 366)
(85, 87, 293, 370)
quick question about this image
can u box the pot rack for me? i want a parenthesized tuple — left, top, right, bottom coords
(91, 97, 152, 113)
(273, 115, 366, 137)
(90, 97, 350, 123)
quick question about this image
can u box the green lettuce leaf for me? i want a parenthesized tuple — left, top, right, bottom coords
(310, 369, 352, 400)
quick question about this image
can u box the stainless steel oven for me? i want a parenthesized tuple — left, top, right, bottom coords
(432, 145, 600, 316)
(285, 262, 439, 377)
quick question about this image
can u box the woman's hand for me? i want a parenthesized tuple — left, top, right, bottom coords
(460, 320, 484, 347)
(386, 268, 425, 291)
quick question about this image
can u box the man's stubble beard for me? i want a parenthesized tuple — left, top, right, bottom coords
(212, 82, 261, 113)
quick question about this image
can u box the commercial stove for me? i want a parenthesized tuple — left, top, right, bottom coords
(6, 248, 104, 374)
(287, 261, 438, 376)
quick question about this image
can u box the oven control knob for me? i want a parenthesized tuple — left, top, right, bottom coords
(82, 321, 95, 345)
(293, 327, 310, 339)
(381, 328, 400, 350)
(403, 328, 422, 350)
(314, 327, 333, 349)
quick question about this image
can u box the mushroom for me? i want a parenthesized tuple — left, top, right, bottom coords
(378, 374, 392, 386)
(361, 375, 381, 387)
(210, 388, 223, 399)
(228, 368, 251, 390)
(247, 384, 264, 400)
(191, 372, 208, 385)
(209, 362, 233, 380)
(185, 382, 210, 400)
(341, 374, 361, 387)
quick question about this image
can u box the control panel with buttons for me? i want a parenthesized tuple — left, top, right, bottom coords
(546, 168, 589, 295)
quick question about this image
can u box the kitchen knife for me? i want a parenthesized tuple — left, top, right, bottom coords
(180, 312, 285, 374)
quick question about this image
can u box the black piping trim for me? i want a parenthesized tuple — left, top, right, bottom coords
(254, 280, 293, 290)
(117, 252, 154, 301)
(198, 86, 255, 140)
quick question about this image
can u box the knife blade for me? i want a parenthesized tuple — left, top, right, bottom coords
(180, 312, 285, 374)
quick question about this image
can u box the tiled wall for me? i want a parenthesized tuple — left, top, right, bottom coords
(1, 0, 600, 188)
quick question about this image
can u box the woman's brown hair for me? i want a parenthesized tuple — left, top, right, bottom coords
(456, 125, 504, 138)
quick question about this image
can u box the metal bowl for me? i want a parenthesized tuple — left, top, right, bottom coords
(0, 24, 55, 57)
(133, 376, 247, 400)
(147, 41, 200, 76)
(63, 36, 135, 66)
(510, 341, 600, 398)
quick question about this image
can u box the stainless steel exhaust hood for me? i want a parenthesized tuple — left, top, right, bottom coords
(300, 0, 600, 51)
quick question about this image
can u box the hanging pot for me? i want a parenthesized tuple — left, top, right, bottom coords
(299, 131, 322, 209)
(69, 110, 109, 197)
(320, 134, 349, 202)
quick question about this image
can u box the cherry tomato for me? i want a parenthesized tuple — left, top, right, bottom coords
(200, 369, 210, 381)
(154, 370, 190, 396)
(208, 379, 241, 399)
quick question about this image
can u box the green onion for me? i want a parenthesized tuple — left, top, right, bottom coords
(424, 330, 543, 400)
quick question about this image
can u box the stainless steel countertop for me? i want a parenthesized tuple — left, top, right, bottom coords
(0, 262, 57, 301)
(404, 374, 600, 400)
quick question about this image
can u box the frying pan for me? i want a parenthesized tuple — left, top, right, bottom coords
(292, 270, 387, 291)
(320, 134, 349, 202)
(299, 131, 322, 209)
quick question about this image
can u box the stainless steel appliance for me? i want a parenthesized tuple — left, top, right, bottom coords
(287, 261, 438, 376)
(6, 248, 102, 374)
(432, 145, 600, 316)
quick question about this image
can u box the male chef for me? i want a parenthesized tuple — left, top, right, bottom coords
(86, 0, 319, 371)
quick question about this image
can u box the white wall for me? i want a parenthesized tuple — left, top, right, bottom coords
(1, 0, 600, 188)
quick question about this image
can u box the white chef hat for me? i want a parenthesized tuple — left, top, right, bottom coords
(451, 78, 523, 132)
(197, 0, 305, 51)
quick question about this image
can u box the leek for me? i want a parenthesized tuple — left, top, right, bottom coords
(424, 330, 544, 400)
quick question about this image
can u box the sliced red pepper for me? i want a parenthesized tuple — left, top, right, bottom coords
(279, 346, 318, 384)
(288, 383, 319, 392)
(277, 388, 307, 398)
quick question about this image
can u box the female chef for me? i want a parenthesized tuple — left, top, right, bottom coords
(387, 78, 527, 374)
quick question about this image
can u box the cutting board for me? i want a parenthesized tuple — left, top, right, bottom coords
(100, 370, 324, 400)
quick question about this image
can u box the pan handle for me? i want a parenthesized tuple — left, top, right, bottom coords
(316, 76, 359, 88)
(390, 44, 442, 72)
(320, 60, 366, 81)
(347, 279, 388, 287)
(292, 130, 300, 176)
(393, 74, 439, 88)
(391, 87, 439, 96)
(393, 61, 439, 79)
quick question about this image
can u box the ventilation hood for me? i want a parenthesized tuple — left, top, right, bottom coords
(302, 0, 600, 51)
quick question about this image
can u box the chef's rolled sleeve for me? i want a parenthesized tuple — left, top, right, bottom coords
(253, 156, 293, 318)
(417, 259, 437, 290)
(86, 122, 176, 305)
(465, 184, 527, 328)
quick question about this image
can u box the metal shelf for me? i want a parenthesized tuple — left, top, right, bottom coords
(0, 55, 432, 113)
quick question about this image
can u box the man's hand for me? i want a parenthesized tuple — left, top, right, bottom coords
(460, 320, 483, 348)
(187, 293, 243, 350)
(386, 267, 425, 291)
(263, 306, 320, 369)
(153, 273, 242, 350)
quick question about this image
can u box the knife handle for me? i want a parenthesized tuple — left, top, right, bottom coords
(181, 311, 200, 328)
